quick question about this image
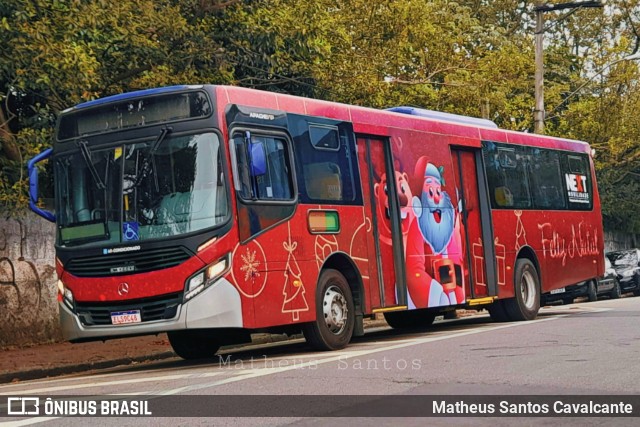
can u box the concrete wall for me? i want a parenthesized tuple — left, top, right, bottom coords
(604, 230, 638, 253)
(0, 213, 61, 348)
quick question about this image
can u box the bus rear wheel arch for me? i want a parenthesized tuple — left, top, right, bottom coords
(502, 258, 541, 321)
(303, 268, 355, 351)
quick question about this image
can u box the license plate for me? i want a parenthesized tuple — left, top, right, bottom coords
(550, 287, 566, 295)
(111, 310, 141, 325)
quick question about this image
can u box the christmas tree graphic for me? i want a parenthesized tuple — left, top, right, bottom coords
(514, 210, 528, 251)
(282, 228, 308, 321)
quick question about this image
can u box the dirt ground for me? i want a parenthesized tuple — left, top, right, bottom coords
(0, 334, 174, 384)
(0, 311, 476, 384)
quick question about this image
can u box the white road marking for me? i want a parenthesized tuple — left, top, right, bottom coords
(1, 417, 58, 427)
(0, 372, 223, 396)
(119, 314, 574, 396)
(1, 307, 610, 426)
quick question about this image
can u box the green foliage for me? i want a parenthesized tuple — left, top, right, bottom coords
(1, 0, 640, 232)
(0, 0, 233, 211)
(0, 127, 51, 213)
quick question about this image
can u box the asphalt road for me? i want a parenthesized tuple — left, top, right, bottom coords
(1, 297, 640, 426)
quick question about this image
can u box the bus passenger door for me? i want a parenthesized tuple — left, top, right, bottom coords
(358, 136, 407, 308)
(451, 148, 497, 299)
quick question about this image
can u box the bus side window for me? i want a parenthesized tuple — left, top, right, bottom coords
(529, 149, 566, 210)
(483, 141, 531, 209)
(232, 132, 294, 202)
(296, 122, 357, 204)
(304, 162, 342, 200)
(563, 154, 593, 210)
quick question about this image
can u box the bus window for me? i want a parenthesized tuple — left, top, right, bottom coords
(483, 142, 532, 209)
(232, 132, 293, 201)
(294, 121, 357, 203)
(564, 154, 593, 210)
(309, 125, 340, 151)
(304, 162, 342, 200)
(568, 155, 587, 174)
(529, 148, 566, 210)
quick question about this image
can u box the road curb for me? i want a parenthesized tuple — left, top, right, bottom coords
(0, 351, 177, 385)
(0, 318, 399, 384)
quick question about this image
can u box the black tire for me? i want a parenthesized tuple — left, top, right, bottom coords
(488, 300, 510, 322)
(303, 269, 355, 351)
(633, 276, 640, 296)
(168, 330, 221, 360)
(587, 280, 598, 302)
(562, 297, 573, 305)
(503, 258, 540, 321)
(384, 309, 437, 329)
(610, 279, 622, 299)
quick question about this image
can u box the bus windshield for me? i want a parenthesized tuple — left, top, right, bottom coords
(55, 132, 228, 247)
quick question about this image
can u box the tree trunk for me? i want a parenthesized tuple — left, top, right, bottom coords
(0, 107, 21, 162)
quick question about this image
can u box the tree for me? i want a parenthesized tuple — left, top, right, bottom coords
(0, 0, 233, 211)
(2, 0, 640, 233)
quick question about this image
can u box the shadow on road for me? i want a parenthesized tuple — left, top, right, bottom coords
(71, 304, 604, 379)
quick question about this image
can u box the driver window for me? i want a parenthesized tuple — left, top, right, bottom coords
(231, 132, 293, 201)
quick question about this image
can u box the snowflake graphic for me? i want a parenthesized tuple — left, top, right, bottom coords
(240, 248, 261, 281)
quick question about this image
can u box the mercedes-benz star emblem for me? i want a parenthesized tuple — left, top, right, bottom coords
(118, 283, 129, 296)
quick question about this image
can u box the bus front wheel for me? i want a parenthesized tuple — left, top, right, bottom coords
(168, 330, 221, 360)
(503, 258, 540, 321)
(303, 269, 355, 351)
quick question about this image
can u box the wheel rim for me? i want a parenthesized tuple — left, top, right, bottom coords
(323, 285, 348, 335)
(520, 269, 536, 309)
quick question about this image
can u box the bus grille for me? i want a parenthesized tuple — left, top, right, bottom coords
(65, 246, 192, 277)
(75, 293, 182, 326)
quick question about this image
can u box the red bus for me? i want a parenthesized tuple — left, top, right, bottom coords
(28, 85, 604, 359)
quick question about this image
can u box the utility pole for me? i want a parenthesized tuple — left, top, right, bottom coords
(534, 5, 545, 134)
(533, 1, 604, 134)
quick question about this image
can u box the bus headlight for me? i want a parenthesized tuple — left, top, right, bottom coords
(185, 254, 230, 301)
(57, 280, 74, 310)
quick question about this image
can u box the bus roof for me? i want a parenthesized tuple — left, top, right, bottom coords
(216, 85, 591, 154)
(387, 106, 498, 129)
(60, 84, 590, 154)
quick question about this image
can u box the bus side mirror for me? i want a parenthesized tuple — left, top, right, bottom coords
(28, 148, 56, 222)
(250, 142, 267, 177)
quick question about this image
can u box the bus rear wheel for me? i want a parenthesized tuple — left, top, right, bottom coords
(303, 269, 355, 351)
(503, 258, 540, 321)
(487, 300, 510, 322)
(384, 309, 436, 329)
(168, 330, 221, 360)
(587, 280, 598, 302)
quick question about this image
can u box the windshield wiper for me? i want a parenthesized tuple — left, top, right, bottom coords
(150, 125, 173, 154)
(76, 140, 105, 190)
(148, 126, 172, 192)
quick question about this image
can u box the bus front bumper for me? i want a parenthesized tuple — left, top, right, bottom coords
(60, 278, 243, 342)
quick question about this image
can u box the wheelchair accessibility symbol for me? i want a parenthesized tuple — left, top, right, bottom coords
(123, 222, 140, 241)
